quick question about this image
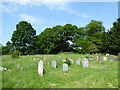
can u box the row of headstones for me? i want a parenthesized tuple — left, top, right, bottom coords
(38, 58, 89, 76)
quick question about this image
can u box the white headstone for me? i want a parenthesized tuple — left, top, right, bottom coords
(106, 54, 110, 56)
(52, 61, 56, 68)
(38, 60, 44, 76)
(103, 57, 107, 61)
(63, 63, 68, 71)
(76, 60, 80, 65)
(82, 58, 89, 68)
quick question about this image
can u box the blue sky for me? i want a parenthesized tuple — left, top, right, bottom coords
(1, 1, 118, 45)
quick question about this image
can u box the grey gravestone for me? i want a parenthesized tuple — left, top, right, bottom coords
(103, 57, 107, 61)
(106, 54, 110, 56)
(118, 53, 120, 61)
(97, 56, 98, 61)
(109, 55, 114, 62)
(89, 57, 93, 60)
(76, 60, 80, 65)
(38, 60, 44, 76)
(82, 58, 89, 68)
(47, 62, 50, 65)
(63, 63, 68, 71)
(98, 56, 103, 62)
(52, 61, 56, 68)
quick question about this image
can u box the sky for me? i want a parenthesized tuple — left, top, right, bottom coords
(1, 1, 118, 46)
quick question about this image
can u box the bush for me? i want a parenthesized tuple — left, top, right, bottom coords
(65, 57, 71, 66)
(11, 50, 21, 58)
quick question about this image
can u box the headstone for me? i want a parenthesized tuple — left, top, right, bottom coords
(89, 57, 93, 60)
(63, 63, 68, 71)
(106, 53, 110, 56)
(63, 60, 66, 62)
(70, 59, 73, 63)
(82, 58, 89, 68)
(76, 60, 80, 65)
(103, 57, 107, 61)
(38, 60, 44, 76)
(98, 56, 103, 62)
(33, 58, 35, 60)
(109, 55, 114, 62)
(52, 61, 56, 68)
(118, 53, 120, 61)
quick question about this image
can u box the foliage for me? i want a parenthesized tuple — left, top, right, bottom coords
(11, 21, 36, 55)
(11, 50, 21, 58)
(65, 57, 71, 66)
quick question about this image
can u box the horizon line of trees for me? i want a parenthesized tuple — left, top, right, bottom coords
(1, 18, 120, 55)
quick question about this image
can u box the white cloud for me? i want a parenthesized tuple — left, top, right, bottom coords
(19, 14, 38, 23)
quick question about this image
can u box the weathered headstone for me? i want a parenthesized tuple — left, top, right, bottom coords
(76, 60, 80, 65)
(17, 64, 20, 68)
(52, 61, 56, 68)
(89, 57, 93, 60)
(63, 63, 68, 71)
(118, 53, 120, 61)
(103, 56, 107, 61)
(109, 55, 114, 62)
(97, 56, 98, 61)
(98, 56, 103, 62)
(82, 58, 89, 68)
(38, 60, 44, 76)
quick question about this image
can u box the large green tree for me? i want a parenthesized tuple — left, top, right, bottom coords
(11, 21, 36, 55)
(36, 24, 78, 54)
(102, 18, 120, 55)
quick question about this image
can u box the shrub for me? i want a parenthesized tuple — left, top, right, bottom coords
(65, 57, 71, 66)
(11, 50, 21, 58)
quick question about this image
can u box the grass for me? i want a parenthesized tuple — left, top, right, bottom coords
(1, 54, 118, 88)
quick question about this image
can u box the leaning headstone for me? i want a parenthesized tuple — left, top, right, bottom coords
(76, 60, 80, 65)
(118, 53, 120, 61)
(103, 57, 107, 61)
(38, 60, 44, 76)
(63, 63, 68, 71)
(82, 58, 89, 68)
(98, 56, 103, 62)
(52, 61, 56, 68)
(109, 55, 114, 62)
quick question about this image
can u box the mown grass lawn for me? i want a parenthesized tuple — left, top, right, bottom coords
(1, 54, 118, 88)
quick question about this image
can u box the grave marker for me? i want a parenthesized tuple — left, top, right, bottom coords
(103, 57, 107, 61)
(38, 60, 44, 76)
(63, 63, 68, 71)
(76, 60, 80, 65)
(82, 58, 89, 68)
(109, 55, 114, 62)
(98, 56, 103, 62)
(52, 61, 56, 68)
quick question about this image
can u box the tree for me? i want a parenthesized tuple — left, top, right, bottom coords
(102, 18, 120, 55)
(85, 20, 105, 53)
(36, 24, 78, 54)
(11, 21, 36, 55)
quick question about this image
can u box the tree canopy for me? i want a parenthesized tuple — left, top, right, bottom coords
(2, 18, 120, 55)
